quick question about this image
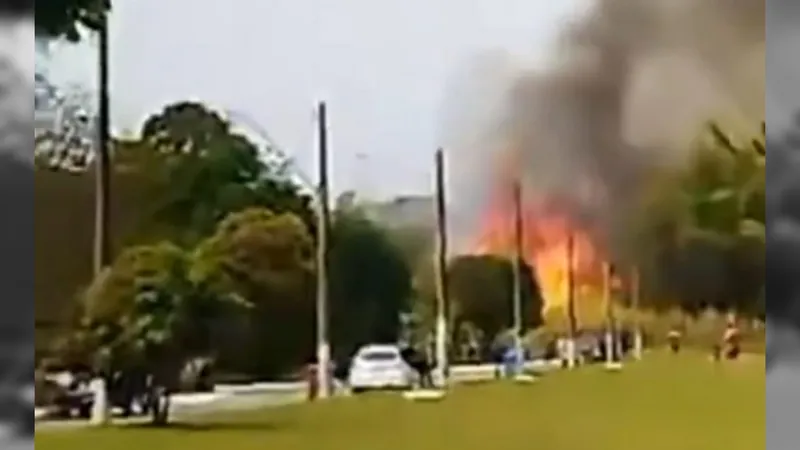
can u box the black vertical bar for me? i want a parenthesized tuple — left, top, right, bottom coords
(316, 101, 331, 397)
(566, 233, 577, 339)
(434, 148, 449, 375)
(511, 178, 523, 336)
(94, 14, 112, 275)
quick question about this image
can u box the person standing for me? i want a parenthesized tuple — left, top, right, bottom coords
(722, 321, 741, 360)
(667, 326, 682, 354)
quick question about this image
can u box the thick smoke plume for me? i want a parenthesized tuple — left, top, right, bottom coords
(444, 0, 764, 253)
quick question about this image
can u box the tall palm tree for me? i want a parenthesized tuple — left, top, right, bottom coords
(678, 122, 765, 317)
(631, 122, 765, 316)
(682, 122, 765, 245)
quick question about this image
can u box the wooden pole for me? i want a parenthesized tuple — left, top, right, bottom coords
(510, 178, 524, 370)
(566, 233, 578, 368)
(433, 148, 450, 386)
(631, 266, 643, 360)
(90, 13, 112, 427)
(603, 262, 615, 364)
(315, 102, 332, 398)
(93, 13, 111, 277)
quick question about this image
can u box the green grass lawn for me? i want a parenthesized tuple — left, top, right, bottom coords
(35, 353, 763, 450)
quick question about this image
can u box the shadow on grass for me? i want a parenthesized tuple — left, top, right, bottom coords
(457, 379, 494, 387)
(124, 420, 290, 434)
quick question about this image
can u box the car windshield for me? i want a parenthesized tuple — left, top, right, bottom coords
(360, 350, 398, 362)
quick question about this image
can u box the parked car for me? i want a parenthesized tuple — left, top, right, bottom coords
(347, 344, 417, 393)
(52, 381, 93, 419)
(46, 371, 153, 419)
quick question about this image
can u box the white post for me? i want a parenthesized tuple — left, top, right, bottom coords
(434, 315, 448, 387)
(605, 330, 615, 364)
(631, 267, 643, 360)
(633, 330, 644, 360)
(89, 377, 109, 426)
(566, 338, 577, 368)
(317, 343, 331, 398)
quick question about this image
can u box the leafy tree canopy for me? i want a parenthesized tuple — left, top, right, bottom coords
(36, 101, 315, 369)
(189, 207, 316, 377)
(448, 254, 543, 340)
(328, 210, 414, 360)
(68, 240, 250, 425)
(138, 102, 315, 245)
(35, 0, 110, 41)
(413, 254, 544, 344)
(629, 122, 764, 316)
(192, 207, 315, 303)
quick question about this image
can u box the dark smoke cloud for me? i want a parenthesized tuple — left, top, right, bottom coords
(445, 0, 764, 251)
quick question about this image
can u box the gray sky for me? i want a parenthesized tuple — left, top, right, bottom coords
(43, 0, 585, 198)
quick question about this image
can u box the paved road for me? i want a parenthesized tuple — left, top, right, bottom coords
(36, 388, 307, 431)
(36, 361, 555, 430)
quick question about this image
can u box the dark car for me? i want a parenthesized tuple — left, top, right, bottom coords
(52, 384, 93, 419)
(51, 371, 154, 419)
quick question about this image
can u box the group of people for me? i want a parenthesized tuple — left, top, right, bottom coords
(666, 322, 742, 361)
(549, 330, 634, 368)
(391, 320, 747, 390)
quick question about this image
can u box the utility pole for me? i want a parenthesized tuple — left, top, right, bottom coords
(631, 266, 643, 360)
(93, 12, 111, 277)
(433, 148, 449, 387)
(565, 233, 578, 368)
(315, 102, 332, 398)
(602, 262, 615, 365)
(90, 12, 111, 427)
(510, 178, 524, 372)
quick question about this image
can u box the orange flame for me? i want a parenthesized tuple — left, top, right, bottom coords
(472, 182, 606, 315)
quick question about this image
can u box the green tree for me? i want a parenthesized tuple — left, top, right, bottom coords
(138, 101, 314, 245)
(681, 123, 764, 316)
(35, 0, 111, 41)
(70, 241, 249, 425)
(35, 139, 160, 358)
(386, 225, 433, 272)
(630, 122, 765, 315)
(192, 208, 316, 377)
(680, 122, 764, 243)
(413, 254, 543, 346)
(328, 211, 414, 363)
(35, 101, 314, 357)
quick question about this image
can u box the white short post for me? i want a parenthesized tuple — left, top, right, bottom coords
(633, 329, 644, 360)
(566, 338, 577, 369)
(316, 342, 331, 398)
(89, 377, 109, 426)
(434, 315, 448, 387)
(605, 330, 615, 364)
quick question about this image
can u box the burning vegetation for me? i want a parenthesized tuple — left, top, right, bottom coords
(472, 170, 606, 314)
(445, 0, 764, 322)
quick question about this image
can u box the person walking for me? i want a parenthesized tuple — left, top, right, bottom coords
(722, 321, 741, 360)
(667, 326, 682, 354)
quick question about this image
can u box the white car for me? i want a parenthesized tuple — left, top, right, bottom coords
(347, 344, 416, 393)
